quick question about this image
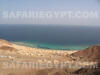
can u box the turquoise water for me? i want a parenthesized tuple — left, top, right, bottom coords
(1, 25, 100, 50)
(12, 41, 90, 50)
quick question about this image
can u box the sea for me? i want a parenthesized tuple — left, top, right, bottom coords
(0, 24, 100, 50)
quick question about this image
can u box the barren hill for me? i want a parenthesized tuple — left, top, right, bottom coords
(72, 45, 100, 62)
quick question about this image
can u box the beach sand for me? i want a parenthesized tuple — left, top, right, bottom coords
(0, 39, 98, 75)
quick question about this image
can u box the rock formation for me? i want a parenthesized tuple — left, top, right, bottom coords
(72, 45, 100, 62)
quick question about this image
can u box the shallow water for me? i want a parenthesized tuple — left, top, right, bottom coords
(13, 41, 89, 50)
(0, 25, 100, 50)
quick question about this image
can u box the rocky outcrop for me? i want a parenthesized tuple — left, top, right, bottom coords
(0, 46, 17, 51)
(0, 39, 16, 51)
(72, 45, 100, 62)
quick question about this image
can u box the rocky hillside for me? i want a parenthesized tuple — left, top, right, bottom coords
(72, 45, 100, 62)
(0, 39, 17, 52)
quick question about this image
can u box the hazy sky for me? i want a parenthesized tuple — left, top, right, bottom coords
(0, 0, 100, 26)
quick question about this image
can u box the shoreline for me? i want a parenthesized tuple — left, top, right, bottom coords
(0, 39, 100, 75)
(12, 41, 89, 50)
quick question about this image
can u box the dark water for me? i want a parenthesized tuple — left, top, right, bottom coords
(0, 24, 100, 50)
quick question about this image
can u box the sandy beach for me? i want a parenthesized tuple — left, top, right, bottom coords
(0, 39, 99, 75)
(0, 39, 78, 64)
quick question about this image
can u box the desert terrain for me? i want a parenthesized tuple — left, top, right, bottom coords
(0, 39, 100, 75)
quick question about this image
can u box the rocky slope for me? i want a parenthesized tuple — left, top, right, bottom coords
(72, 45, 100, 62)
